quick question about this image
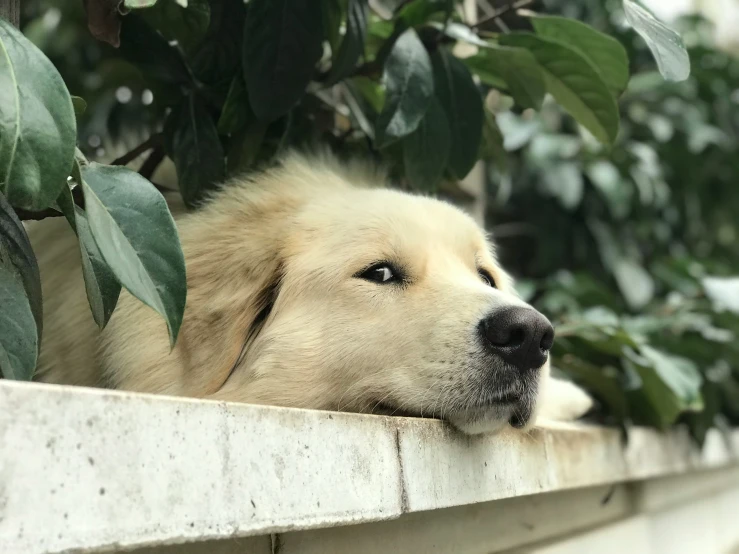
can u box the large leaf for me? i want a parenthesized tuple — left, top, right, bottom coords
(403, 97, 450, 191)
(190, 0, 246, 96)
(0, 191, 42, 345)
(164, 94, 225, 207)
(623, 0, 690, 82)
(501, 33, 619, 145)
(55, 182, 121, 329)
(375, 28, 433, 147)
(468, 46, 545, 110)
(530, 15, 629, 96)
(0, 265, 38, 380)
(119, 14, 191, 86)
(1, 146, 45, 380)
(431, 48, 483, 179)
(326, 0, 368, 85)
(80, 163, 187, 345)
(76, 207, 122, 329)
(0, 18, 76, 210)
(140, 0, 210, 55)
(217, 75, 254, 136)
(243, 0, 324, 121)
(554, 358, 629, 422)
(462, 55, 507, 90)
(624, 346, 703, 428)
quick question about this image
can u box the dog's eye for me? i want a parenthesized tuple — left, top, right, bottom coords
(478, 269, 496, 288)
(359, 264, 398, 284)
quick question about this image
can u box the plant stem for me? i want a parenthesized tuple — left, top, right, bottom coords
(111, 134, 163, 167)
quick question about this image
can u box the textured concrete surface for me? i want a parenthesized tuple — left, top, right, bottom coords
(1, 381, 738, 553)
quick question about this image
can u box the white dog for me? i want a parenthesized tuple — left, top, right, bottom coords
(28, 152, 591, 434)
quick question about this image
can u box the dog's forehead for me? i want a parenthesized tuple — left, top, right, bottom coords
(311, 187, 490, 250)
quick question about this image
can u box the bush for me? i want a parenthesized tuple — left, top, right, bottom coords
(3, 0, 736, 441)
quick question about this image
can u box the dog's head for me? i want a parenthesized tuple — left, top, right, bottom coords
(187, 153, 553, 434)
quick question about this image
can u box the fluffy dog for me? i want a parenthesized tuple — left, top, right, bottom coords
(28, 152, 591, 434)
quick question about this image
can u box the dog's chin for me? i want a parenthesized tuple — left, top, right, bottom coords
(372, 399, 536, 436)
(446, 402, 533, 435)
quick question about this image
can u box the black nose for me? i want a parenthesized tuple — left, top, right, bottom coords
(480, 307, 554, 371)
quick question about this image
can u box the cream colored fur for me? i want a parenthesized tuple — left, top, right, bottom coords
(27, 153, 591, 434)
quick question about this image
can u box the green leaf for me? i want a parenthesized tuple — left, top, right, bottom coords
(350, 76, 384, 113)
(462, 55, 507, 90)
(140, 0, 210, 55)
(76, 207, 122, 329)
(555, 358, 629, 422)
(243, 0, 324, 120)
(0, 18, 76, 211)
(217, 75, 254, 135)
(403, 97, 450, 191)
(71, 96, 87, 116)
(165, 94, 226, 208)
(226, 122, 268, 176)
(0, 264, 38, 380)
(322, 0, 343, 54)
(55, 182, 121, 329)
(0, 191, 42, 342)
(398, 0, 452, 27)
(431, 48, 483, 178)
(119, 14, 191, 86)
(623, 0, 690, 82)
(189, 0, 246, 98)
(530, 15, 630, 96)
(624, 346, 703, 428)
(501, 33, 620, 145)
(375, 29, 433, 147)
(327, 0, 368, 85)
(80, 163, 187, 345)
(469, 45, 545, 110)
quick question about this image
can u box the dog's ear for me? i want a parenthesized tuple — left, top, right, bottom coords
(173, 176, 301, 395)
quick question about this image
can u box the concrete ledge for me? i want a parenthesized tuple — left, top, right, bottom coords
(1, 380, 738, 554)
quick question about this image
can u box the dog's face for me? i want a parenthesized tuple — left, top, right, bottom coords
(213, 180, 554, 434)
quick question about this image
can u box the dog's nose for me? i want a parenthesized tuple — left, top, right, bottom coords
(480, 307, 554, 371)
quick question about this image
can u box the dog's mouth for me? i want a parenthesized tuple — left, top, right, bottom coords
(370, 391, 530, 431)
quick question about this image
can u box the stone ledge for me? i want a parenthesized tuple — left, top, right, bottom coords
(1, 380, 738, 554)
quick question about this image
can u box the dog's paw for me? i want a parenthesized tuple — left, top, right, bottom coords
(536, 377, 593, 422)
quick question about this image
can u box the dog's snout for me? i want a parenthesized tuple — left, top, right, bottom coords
(480, 307, 554, 371)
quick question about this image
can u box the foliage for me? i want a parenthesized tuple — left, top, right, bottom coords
(3, 0, 735, 442)
(492, 0, 739, 441)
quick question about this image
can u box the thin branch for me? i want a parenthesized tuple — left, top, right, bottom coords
(138, 145, 165, 180)
(470, 0, 533, 29)
(111, 133, 163, 166)
(15, 182, 85, 222)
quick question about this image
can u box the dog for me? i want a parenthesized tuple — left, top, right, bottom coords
(27, 152, 592, 434)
